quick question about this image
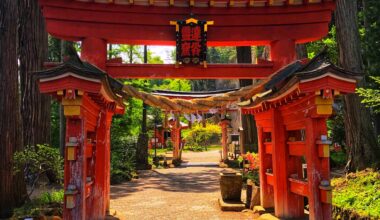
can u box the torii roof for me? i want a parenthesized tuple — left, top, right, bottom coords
(38, 0, 335, 46)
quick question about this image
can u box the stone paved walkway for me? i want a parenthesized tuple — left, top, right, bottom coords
(110, 150, 255, 220)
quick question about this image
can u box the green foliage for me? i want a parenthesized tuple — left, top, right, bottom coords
(327, 110, 346, 149)
(183, 123, 221, 151)
(360, 1, 380, 78)
(47, 35, 61, 62)
(207, 47, 237, 63)
(154, 79, 191, 91)
(50, 100, 60, 150)
(307, 26, 338, 63)
(332, 169, 380, 218)
(110, 137, 137, 184)
(13, 145, 63, 190)
(357, 76, 380, 112)
(330, 151, 347, 168)
(12, 190, 63, 218)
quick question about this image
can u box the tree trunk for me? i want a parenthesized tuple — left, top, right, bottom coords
(137, 45, 149, 169)
(296, 44, 308, 59)
(18, 0, 51, 147)
(237, 46, 258, 153)
(0, 0, 27, 217)
(335, 0, 380, 171)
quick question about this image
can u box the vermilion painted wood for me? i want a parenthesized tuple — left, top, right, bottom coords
(38, 0, 335, 45)
(81, 38, 107, 71)
(266, 173, 274, 186)
(256, 126, 274, 208)
(90, 110, 113, 217)
(264, 142, 272, 155)
(220, 120, 229, 160)
(39, 76, 102, 94)
(172, 128, 181, 160)
(305, 117, 331, 220)
(289, 178, 309, 197)
(288, 142, 306, 157)
(106, 63, 275, 79)
(270, 39, 296, 68)
(271, 108, 291, 217)
(299, 76, 357, 94)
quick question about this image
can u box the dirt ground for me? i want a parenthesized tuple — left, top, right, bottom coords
(110, 150, 255, 220)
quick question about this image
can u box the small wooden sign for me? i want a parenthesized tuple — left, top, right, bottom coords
(171, 17, 213, 65)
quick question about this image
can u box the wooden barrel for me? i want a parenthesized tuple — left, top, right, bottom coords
(220, 172, 242, 201)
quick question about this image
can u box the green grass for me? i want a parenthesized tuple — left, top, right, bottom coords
(13, 189, 64, 218)
(182, 145, 221, 152)
(149, 148, 168, 155)
(332, 169, 380, 218)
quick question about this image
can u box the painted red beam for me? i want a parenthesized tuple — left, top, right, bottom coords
(106, 63, 275, 79)
(39, 0, 335, 46)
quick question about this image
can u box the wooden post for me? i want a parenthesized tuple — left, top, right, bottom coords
(271, 108, 291, 217)
(220, 119, 230, 161)
(92, 109, 113, 217)
(305, 116, 331, 220)
(81, 37, 107, 70)
(270, 39, 296, 68)
(257, 126, 274, 208)
(172, 127, 181, 160)
(62, 97, 87, 220)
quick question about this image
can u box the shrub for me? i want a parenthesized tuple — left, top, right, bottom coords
(332, 169, 380, 219)
(184, 123, 221, 151)
(241, 152, 260, 185)
(111, 137, 137, 184)
(13, 144, 64, 198)
(12, 190, 63, 219)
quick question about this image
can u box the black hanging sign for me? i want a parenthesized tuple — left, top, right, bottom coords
(171, 17, 213, 65)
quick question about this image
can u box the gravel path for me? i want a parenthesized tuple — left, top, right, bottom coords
(110, 151, 255, 220)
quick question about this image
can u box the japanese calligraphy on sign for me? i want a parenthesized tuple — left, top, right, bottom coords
(171, 17, 213, 65)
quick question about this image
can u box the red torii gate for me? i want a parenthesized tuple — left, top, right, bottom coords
(34, 1, 357, 220)
(152, 89, 238, 161)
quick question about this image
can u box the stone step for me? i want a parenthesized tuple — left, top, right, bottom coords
(218, 198, 246, 212)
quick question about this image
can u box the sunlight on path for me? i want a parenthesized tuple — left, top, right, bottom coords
(110, 151, 254, 220)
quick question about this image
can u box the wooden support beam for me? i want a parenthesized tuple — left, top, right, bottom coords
(106, 63, 275, 79)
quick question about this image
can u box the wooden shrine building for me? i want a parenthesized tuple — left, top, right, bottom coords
(34, 0, 361, 219)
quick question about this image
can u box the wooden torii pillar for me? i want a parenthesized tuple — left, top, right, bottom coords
(36, 53, 124, 219)
(220, 119, 231, 161)
(169, 116, 182, 161)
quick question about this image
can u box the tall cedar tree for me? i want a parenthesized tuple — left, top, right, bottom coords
(237, 47, 258, 152)
(18, 0, 51, 147)
(335, 0, 380, 170)
(0, 1, 27, 217)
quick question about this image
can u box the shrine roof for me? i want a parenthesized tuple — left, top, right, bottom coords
(239, 50, 362, 109)
(36, 55, 125, 107)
